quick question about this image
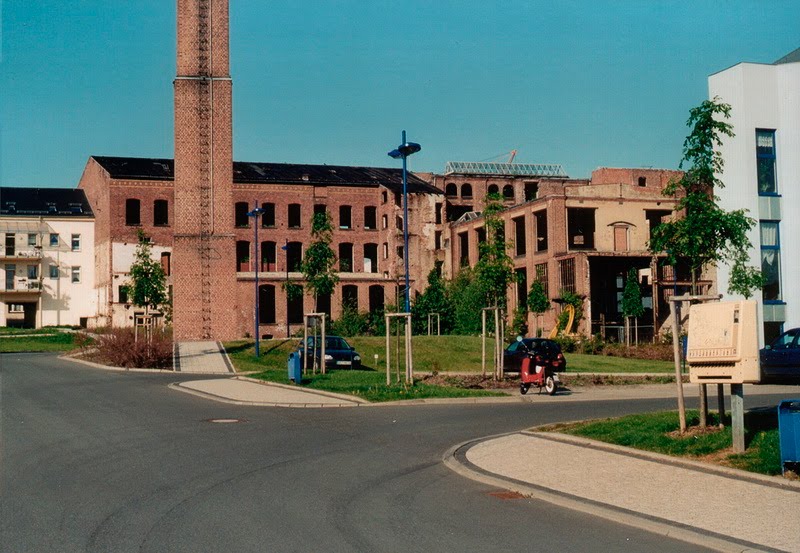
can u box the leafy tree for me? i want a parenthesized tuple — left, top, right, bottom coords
(527, 280, 550, 337)
(412, 262, 453, 334)
(621, 268, 644, 346)
(474, 193, 514, 308)
(649, 97, 762, 297)
(447, 268, 485, 334)
(301, 211, 339, 310)
(510, 307, 528, 338)
(126, 229, 169, 320)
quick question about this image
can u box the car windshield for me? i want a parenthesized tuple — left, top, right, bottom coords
(307, 337, 350, 350)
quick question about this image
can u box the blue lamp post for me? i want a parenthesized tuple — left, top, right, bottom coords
(281, 239, 290, 338)
(388, 130, 421, 313)
(247, 204, 265, 356)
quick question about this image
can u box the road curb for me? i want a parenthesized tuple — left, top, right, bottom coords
(169, 382, 361, 408)
(443, 434, 775, 553)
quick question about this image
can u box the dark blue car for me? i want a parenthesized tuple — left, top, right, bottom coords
(296, 335, 362, 370)
(759, 328, 800, 381)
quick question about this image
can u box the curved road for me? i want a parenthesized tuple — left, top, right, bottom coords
(2, 353, 784, 552)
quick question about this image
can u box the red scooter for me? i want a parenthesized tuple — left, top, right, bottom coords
(517, 337, 561, 395)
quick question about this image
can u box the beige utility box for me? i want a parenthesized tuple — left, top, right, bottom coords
(687, 300, 761, 384)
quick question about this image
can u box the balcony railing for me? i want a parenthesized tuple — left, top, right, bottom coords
(1, 280, 42, 293)
(1, 248, 43, 260)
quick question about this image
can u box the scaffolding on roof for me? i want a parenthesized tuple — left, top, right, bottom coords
(445, 161, 567, 177)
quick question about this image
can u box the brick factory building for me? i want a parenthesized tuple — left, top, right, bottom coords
(78, 156, 442, 338)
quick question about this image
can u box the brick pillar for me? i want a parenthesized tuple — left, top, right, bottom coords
(173, 0, 238, 340)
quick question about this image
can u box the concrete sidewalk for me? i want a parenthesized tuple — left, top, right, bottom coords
(173, 341, 234, 374)
(448, 431, 800, 553)
(172, 377, 366, 407)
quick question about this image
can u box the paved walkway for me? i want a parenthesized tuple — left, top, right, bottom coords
(173, 377, 365, 407)
(450, 432, 800, 553)
(173, 341, 234, 374)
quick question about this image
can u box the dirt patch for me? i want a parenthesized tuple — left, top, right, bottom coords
(666, 425, 725, 439)
(419, 373, 517, 390)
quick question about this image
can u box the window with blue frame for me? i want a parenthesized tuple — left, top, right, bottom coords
(760, 220, 781, 302)
(756, 130, 777, 195)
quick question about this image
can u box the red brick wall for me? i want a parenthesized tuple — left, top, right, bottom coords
(173, 0, 238, 341)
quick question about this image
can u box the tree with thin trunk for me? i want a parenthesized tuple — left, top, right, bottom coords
(649, 97, 762, 297)
(621, 268, 644, 346)
(301, 211, 339, 311)
(125, 229, 169, 333)
(527, 280, 550, 337)
(475, 192, 514, 310)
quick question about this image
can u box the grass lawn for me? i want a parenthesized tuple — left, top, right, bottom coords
(224, 339, 505, 402)
(224, 335, 673, 374)
(0, 332, 79, 353)
(565, 353, 673, 373)
(552, 409, 782, 476)
(0, 326, 76, 336)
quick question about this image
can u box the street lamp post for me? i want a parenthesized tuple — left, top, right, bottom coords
(247, 204, 265, 357)
(388, 130, 421, 314)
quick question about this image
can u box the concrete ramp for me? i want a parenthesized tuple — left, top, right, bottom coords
(174, 341, 234, 374)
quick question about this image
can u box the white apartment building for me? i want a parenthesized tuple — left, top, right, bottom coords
(0, 188, 96, 328)
(709, 47, 800, 345)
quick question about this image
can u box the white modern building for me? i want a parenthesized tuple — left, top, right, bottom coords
(0, 188, 97, 328)
(709, 47, 800, 345)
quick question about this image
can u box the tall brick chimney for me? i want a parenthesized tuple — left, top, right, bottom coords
(172, 0, 238, 340)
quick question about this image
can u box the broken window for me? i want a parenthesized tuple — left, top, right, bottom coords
(259, 284, 276, 324)
(261, 241, 276, 271)
(363, 243, 378, 273)
(558, 258, 576, 294)
(339, 205, 352, 229)
(534, 210, 548, 252)
(445, 183, 457, 197)
(234, 202, 250, 228)
(261, 202, 275, 227)
(459, 232, 469, 267)
(364, 206, 377, 230)
(154, 199, 169, 226)
(286, 241, 302, 271)
(339, 243, 354, 272)
(288, 204, 302, 228)
(125, 199, 141, 226)
(236, 240, 250, 272)
(567, 208, 595, 249)
(461, 183, 473, 198)
(342, 285, 358, 310)
(513, 216, 526, 256)
(524, 182, 539, 201)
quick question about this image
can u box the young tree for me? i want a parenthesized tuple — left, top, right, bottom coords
(412, 262, 453, 334)
(301, 211, 339, 311)
(126, 229, 169, 322)
(649, 97, 762, 297)
(127, 229, 167, 309)
(621, 268, 644, 346)
(527, 280, 550, 337)
(475, 193, 514, 309)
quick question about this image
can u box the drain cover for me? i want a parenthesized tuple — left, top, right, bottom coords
(204, 418, 246, 424)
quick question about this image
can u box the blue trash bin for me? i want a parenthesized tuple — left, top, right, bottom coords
(288, 352, 302, 383)
(778, 399, 800, 475)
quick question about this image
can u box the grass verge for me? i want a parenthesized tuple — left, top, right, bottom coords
(0, 332, 79, 353)
(224, 340, 505, 402)
(549, 409, 783, 476)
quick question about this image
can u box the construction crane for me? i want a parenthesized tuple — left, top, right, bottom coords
(507, 149, 517, 163)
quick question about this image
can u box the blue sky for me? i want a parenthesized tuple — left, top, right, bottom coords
(1, 1, 798, 188)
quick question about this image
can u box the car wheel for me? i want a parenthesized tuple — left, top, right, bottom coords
(520, 383, 530, 395)
(545, 375, 557, 395)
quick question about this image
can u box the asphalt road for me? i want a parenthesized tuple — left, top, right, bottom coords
(1, 353, 790, 552)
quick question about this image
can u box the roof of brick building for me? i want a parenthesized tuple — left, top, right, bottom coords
(0, 187, 94, 217)
(92, 156, 442, 195)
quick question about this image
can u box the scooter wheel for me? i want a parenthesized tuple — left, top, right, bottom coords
(545, 376, 557, 396)
(520, 383, 530, 395)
